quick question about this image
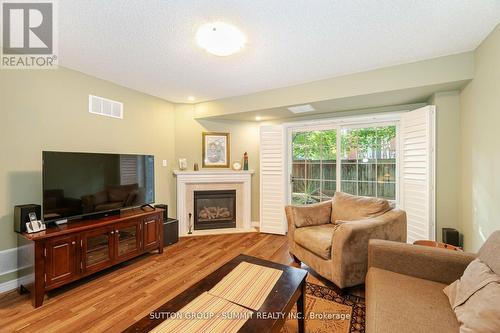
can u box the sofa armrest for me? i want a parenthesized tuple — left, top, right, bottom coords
(331, 209, 407, 288)
(368, 239, 476, 284)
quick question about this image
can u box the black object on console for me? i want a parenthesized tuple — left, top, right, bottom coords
(14, 204, 41, 233)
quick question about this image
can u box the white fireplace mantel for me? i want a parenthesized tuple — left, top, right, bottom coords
(174, 169, 254, 236)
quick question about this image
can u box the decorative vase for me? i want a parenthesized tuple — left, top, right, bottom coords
(243, 152, 249, 170)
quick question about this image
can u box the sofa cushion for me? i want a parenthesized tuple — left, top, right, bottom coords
(294, 224, 337, 260)
(366, 267, 459, 333)
(289, 200, 332, 228)
(331, 191, 390, 223)
(444, 258, 500, 333)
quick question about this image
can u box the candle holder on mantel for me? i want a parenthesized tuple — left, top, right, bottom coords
(188, 213, 193, 234)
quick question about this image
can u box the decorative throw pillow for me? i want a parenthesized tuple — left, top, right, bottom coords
(443, 259, 500, 333)
(290, 200, 332, 228)
(330, 191, 390, 224)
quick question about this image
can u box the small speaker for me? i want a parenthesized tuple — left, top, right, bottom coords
(14, 204, 41, 233)
(154, 204, 168, 221)
(164, 218, 179, 246)
(442, 228, 460, 247)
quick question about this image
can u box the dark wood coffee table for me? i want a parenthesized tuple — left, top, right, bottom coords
(124, 254, 308, 333)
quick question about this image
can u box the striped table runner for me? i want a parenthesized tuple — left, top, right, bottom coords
(209, 262, 283, 311)
(150, 292, 252, 333)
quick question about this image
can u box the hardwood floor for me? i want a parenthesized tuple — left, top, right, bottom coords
(0, 233, 315, 333)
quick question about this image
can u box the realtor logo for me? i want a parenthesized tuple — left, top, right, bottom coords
(1, 0, 58, 68)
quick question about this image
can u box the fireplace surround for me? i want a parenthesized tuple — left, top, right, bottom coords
(173, 170, 254, 235)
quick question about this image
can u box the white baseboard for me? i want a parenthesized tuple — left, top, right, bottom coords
(0, 273, 34, 294)
(0, 245, 34, 293)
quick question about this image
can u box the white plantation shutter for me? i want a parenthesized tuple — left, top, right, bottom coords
(260, 125, 286, 235)
(401, 106, 436, 243)
(120, 155, 138, 185)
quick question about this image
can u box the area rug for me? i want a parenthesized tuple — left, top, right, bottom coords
(281, 282, 365, 333)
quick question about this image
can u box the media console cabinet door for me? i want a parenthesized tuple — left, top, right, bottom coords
(45, 235, 79, 288)
(143, 216, 160, 251)
(81, 226, 115, 274)
(115, 219, 143, 262)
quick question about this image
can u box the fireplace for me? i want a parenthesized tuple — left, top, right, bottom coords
(194, 190, 236, 230)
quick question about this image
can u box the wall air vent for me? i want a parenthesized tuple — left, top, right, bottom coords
(89, 95, 123, 119)
(287, 104, 315, 114)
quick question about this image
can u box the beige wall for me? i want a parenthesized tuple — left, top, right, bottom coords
(0, 67, 176, 257)
(429, 91, 461, 242)
(174, 104, 261, 221)
(460, 24, 500, 251)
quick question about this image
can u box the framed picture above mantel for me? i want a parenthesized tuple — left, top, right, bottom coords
(202, 132, 230, 168)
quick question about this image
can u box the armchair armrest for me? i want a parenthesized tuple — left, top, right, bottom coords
(331, 209, 407, 288)
(368, 239, 476, 284)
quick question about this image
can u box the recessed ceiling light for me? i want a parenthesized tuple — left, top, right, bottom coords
(196, 22, 246, 56)
(255, 116, 262, 121)
(187, 96, 196, 101)
(287, 104, 316, 113)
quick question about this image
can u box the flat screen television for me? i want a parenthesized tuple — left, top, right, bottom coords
(42, 151, 155, 223)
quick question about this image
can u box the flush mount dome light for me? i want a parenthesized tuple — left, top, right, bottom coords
(196, 22, 246, 56)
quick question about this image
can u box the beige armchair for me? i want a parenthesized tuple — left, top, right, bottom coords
(285, 192, 407, 288)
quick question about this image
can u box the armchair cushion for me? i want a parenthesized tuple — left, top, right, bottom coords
(287, 200, 332, 228)
(294, 224, 338, 260)
(331, 191, 390, 223)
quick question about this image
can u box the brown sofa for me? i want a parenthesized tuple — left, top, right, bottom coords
(81, 183, 142, 213)
(366, 231, 500, 333)
(285, 192, 407, 288)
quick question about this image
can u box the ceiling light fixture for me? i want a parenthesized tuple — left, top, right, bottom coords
(255, 116, 262, 121)
(196, 22, 246, 56)
(187, 96, 196, 101)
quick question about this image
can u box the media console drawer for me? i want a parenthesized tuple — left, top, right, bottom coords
(19, 208, 164, 308)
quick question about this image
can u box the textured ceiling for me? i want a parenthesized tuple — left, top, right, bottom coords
(58, 1, 500, 103)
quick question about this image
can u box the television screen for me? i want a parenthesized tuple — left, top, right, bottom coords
(42, 151, 155, 223)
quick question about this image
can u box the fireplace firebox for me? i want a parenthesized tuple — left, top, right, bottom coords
(193, 190, 236, 230)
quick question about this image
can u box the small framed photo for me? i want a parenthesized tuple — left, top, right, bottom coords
(202, 132, 230, 168)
